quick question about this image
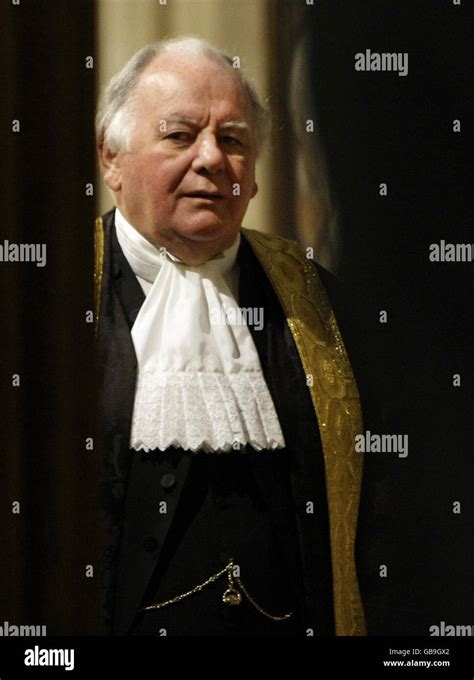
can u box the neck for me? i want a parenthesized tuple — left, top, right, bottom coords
(152, 235, 234, 265)
(115, 208, 239, 265)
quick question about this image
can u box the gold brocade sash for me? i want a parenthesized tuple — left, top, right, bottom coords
(94, 217, 366, 635)
(242, 227, 366, 637)
(94, 217, 105, 335)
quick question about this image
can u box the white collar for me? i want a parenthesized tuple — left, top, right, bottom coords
(114, 207, 240, 284)
(113, 207, 285, 454)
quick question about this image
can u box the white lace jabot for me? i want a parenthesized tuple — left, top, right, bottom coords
(114, 209, 285, 453)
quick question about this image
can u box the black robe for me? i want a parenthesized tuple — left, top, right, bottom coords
(96, 209, 368, 636)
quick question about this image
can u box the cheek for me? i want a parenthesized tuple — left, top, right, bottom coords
(121, 158, 145, 194)
(120, 159, 163, 209)
(232, 168, 256, 207)
(133, 154, 188, 198)
(231, 158, 255, 189)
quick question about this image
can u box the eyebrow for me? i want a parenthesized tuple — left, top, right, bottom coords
(219, 121, 249, 132)
(162, 115, 249, 133)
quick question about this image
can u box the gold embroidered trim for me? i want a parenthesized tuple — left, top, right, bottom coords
(94, 216, 105, 334)
(242, 227, 366, 636)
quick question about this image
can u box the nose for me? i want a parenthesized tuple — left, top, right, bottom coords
(191, 133, 225, 175)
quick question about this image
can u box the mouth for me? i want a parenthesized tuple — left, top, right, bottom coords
(182, 191, 224, 200)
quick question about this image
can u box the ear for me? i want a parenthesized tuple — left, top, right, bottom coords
(250, 180, 258, 199)
(99, 143, 122, 192)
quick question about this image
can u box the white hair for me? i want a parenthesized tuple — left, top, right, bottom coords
(96, 36, 268, 154)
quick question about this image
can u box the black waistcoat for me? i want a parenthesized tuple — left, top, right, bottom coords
(123, 447, 303, 637)
(96, 209, 335, 636)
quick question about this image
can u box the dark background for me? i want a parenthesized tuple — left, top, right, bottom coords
(0, 0, 471, 636)
(302, 0, 472, 635)
(0, 0, 101, 634)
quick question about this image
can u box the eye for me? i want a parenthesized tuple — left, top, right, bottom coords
(220, 135, 242, 146)
(166, 131, 193, 143)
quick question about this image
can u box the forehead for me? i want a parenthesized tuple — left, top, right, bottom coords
(134, 53, 252, 123)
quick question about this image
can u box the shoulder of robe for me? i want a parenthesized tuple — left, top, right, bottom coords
(241, 226, 304, 255)
(96, 209, 115, 232)
(241, 226, 383, 432)
(241, 226, 340, 303)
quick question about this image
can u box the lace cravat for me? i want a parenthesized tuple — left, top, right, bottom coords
(115, 208, 285, 453)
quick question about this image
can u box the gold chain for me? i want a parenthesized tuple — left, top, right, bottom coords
(141, 564, 229, 611)
(141, 558, 293, 622)
(234, 577, 292, 621)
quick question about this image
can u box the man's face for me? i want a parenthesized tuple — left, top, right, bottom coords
(102, 53, 258, 264)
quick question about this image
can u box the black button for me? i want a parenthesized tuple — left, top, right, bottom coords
(143, 537, 159, 552)
(160, 473, 176, 490)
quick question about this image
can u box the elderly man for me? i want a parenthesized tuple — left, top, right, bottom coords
(94, 37, 365, 637)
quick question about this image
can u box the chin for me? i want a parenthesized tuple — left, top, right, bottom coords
(177, 220, 235, 244)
